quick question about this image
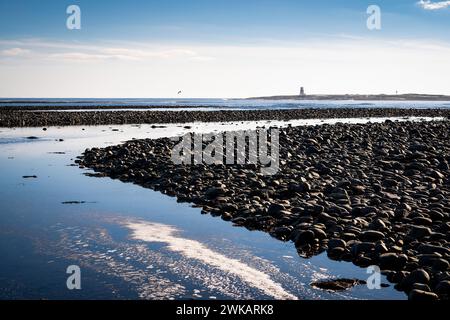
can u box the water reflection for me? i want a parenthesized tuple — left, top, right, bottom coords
(125, 220, 297, 300)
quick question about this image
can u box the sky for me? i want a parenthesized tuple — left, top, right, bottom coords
(0, 0, 449, 98)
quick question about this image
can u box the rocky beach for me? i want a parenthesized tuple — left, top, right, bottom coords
(1, 107, 449, 127)
(3, 0, 450, 309)
(1, 105, 449, 300)
(77, 118, 450, 300)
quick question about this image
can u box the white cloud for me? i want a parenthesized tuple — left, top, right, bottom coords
(48, 48, 213, 63)
(100, 48, 198, 59)
(0, 47, 30, 57)
(48, 52, 137, 62)
(0, 39, 213, 63)
(418, 0, 450, 10)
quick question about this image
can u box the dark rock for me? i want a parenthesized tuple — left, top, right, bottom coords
(417, 244, 450, 256)
(435, 280, 450, 295)
(267, 203, 286, 217)
(351, 242, 375, 256)
(328, 238, 347, 249)
(311, 278, 366, 291)
(289, 182, 311, 193)
(408, 289, 439, 301)
(432, 259, 450, 271)
(386, 270, 409, 283)
(312, 227, 327, 240)
(271, 226, 293, 240)
(403, 269, 431, 287)
(61, 201, 87, 204)
(360, 230, 385, 242)
(221, 212, 233, 221)
(327, 247, 346, 260)
(411, 217, 433, 226)
(306, 145, 320, 154)
(412, 283, 431, 292)
(205, 187, 226, 200)
(295, 230, 316, 246)
(408, 225, 432, 239)
(379, 253, 408, 271)
(369, 219, 387, 231)
(374, 242, 389, 254)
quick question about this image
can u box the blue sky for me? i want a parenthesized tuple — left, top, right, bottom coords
(1, 0, 450, 43)
(0, 0, 450, 97)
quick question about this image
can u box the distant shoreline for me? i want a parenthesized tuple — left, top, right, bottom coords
(246, 94, 450, 101)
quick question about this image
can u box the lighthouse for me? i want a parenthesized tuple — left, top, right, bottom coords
(299, 87, 305, 96)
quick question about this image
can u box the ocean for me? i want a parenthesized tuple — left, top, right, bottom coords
(1, 98, 450, 110)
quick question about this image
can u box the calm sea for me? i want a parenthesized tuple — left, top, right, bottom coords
(0, 98, 449, 110)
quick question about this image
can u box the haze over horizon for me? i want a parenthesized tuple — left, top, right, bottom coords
(1, 0, 450, 98)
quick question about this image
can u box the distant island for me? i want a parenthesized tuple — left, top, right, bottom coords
(246, 93, 450, 101)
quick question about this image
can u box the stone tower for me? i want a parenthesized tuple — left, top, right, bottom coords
(300, 87, 305, 96)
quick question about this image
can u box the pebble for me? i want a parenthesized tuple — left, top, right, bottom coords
(77, 119, 450, 300)
(1, 107, 448, 127)
(408, 289, 439, 301)
(311, 278, 366, 291)
(360, 230, 385, 242)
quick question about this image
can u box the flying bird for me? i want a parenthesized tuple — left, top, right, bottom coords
(177, 90, 182, 95)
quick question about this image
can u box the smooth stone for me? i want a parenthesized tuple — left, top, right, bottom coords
(369, 218, 387, 231)
(270, 228, 292, 241)
(360, 230, 385, 242)
(267, 203, 286, 217)
(417, 244, 450, 256)
(312, 227, 327, 240)
(205, 187, 226, 200)
(408, 225, 432, 239)
(328, 238, 347, 249)
(417, 254, 442, 266)
(412, 283, 431, 292)
(403, 269, 431, 286)
(351, 242, 375, 256)
(310, 278, 365, 291)
(432, 259, 450, 271)
(435, 280, 450, 295)
(411, 217, 433, 226)
(375, 242, 389, 254)
(294, 229, 316, 246)
(408, 289, 439, 301)
(327, 247, 346, 260)
(379, 253, 408, 271)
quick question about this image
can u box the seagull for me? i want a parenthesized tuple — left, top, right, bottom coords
(177, 90, 182, 95)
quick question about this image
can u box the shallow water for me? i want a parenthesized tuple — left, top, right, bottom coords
(0, 117, 427, 300)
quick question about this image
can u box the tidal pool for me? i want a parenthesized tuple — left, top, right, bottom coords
(0, 118, 428, 299)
